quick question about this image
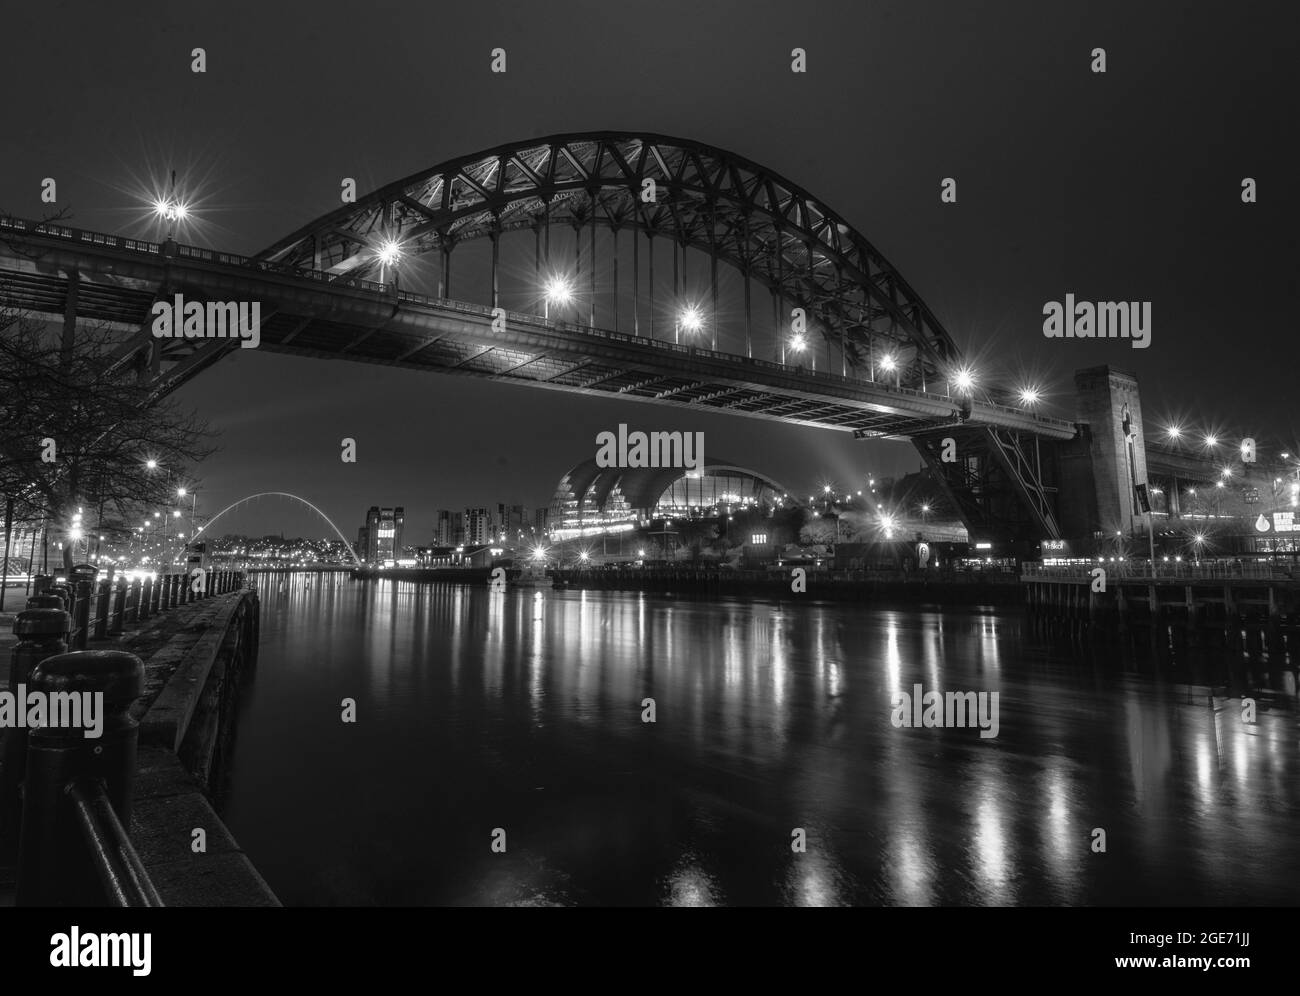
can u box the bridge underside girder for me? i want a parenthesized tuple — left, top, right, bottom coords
(913, 426, 1062, 543)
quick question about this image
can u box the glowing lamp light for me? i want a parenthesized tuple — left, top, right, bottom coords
(953, 367, 975, 392)
(789, 333, 806, 352)
(375, 240, 403, 267)
(153, 199, 188, 222)
(146, 459, 158, 470)
(1204, 434, 1218, 447)
(679, 306, 704, 333)
(1018, 387, 1040, 406)
(880, 355, 896, 371)
(579, 551, 589, 561)
(1166, 426, 1182, 439)
(544, 275, 574, 306)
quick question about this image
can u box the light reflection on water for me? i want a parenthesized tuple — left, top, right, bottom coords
(220, 575, 1300, 906)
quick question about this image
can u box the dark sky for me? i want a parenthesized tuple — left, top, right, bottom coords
(3, 1, 1296, 541)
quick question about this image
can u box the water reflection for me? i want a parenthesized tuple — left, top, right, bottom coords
(220, 574, 1300, 906)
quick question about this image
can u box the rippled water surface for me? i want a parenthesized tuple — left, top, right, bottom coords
(219, 575, 1300, 906)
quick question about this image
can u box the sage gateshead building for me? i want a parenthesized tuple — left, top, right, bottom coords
(547, 457, 799, 540)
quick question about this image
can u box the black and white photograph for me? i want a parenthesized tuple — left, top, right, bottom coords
(0, 0, 1295, 977)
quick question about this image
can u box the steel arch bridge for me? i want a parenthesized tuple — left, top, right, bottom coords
(0, 131, 1085, 543)
(256, 131, 961, 390)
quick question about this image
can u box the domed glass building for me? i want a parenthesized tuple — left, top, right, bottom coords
(548, 458, 800, 539)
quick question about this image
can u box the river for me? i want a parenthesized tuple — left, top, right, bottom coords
(219, 573, 1300, 906)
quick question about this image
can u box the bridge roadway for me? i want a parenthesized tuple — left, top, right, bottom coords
(0, 217, 1077, 441)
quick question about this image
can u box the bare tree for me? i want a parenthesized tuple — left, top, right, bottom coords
(0, 306, 217, 573)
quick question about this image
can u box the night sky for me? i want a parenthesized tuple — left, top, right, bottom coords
(3, 1, 1296, 542)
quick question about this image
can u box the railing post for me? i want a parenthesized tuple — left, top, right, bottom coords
(125, 578, 142, 624)
(0, 606, 71, 860)
(93, 578, 111, 639)
(138, 575, 152, 622)
(109, 578, 127, 634)
(149, 573, 162, 615)
(68, 564, 98, 651)
(14, 649, 146, 906)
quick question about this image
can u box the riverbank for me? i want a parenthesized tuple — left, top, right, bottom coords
(0, 588, 278, 906)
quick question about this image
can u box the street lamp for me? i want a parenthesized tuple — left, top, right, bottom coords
(374, 239, 403, 286)
(178, 486, 197, 539)
(677, 305, 704, 345)
(880, 354, 900, 388)
(543, 274, 574, 319)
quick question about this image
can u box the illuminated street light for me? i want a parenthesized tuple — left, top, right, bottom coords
(952, 367, 976, 393)
(1018, 386, 1041, 407)
(543, 275, 574, 318)
(789, 333, 807, 352)
(375, 239, 404, 285)
(1204, 434, 1218, 448)
(1166, 426, 1182, 440)
(679, 306, 704, 335)
(146, 459, 158, 470)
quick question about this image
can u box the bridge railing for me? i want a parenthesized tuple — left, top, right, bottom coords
(1021, 560, 1293, 582)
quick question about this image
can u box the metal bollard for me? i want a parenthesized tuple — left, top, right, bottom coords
(0, 607, 70, 858)
(125, 579, 141, 624)
(69, 565, 98, 652)
(93, 579, 111, 639)
(149, 574, 161, 614)
(109, 579, 127, 634)
(14, 650, 146, 906)
(138, 576, 152, 622)
(72, 581, 93, 651)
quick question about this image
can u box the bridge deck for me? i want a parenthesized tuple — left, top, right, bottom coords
(0, 216, 1078, 440)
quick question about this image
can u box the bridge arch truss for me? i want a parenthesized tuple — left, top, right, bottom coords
(257, 132, 963, 391)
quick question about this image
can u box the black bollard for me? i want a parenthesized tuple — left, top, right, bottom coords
(138, 576, 152, 622)
(93, 579, 111, 639)
(15, 650, 147, 907)
(0, 606, 70, 859)
(125, 579, 141, 624)
(110, 579, 127, 634)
